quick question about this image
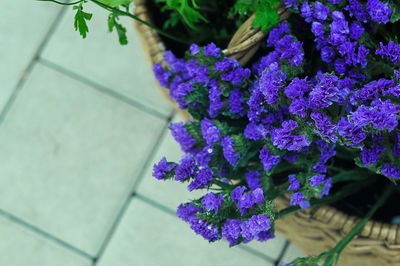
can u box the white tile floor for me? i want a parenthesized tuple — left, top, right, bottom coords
(0, 1, 303, 265)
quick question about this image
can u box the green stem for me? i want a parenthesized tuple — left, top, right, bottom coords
(323, 184, 395, 266)
(89, 0, 191, 44)
(36, 0, 84, 5)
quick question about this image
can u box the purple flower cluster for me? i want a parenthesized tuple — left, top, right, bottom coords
(152, 157, 176, 180)
(152, 0, 400, 251)
(201, 192, 223, 213)
(231, 186, 264, 216)
(222, 214, 273, 245)
(221, 136, 239, 166)
(271, 120, 311, 151)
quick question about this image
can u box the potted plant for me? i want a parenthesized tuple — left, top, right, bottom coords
(40, 0, 400, 265)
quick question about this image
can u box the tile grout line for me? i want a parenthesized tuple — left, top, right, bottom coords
(0, 208, 94, 261)
(274, 240, 290, 266)
(0, 5, 68, 125)
(37, 58, 170, 121)
(237, 244, 277, 264)
(92, 113, 174, 265)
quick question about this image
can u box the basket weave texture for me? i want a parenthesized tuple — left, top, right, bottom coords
(132, 1, 400, 265)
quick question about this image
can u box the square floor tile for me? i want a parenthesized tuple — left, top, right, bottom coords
(0, 215, 90, 266)
(0, 0, 61, 111)
(97, 198, 272, 266)
(41, 2, 172, 116)
(0, 63, 166, 255)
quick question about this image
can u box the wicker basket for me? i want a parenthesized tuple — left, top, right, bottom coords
(132, 1, 400, 265)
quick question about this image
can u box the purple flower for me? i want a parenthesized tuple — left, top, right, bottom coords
(337, 117, 367, 144)
(228, 89, 245, 116)
(231, 186, 246, 203)
(350, 99, 400, 132)
(221, 68, 251, 85)
(356, 78, 395, 100)
(236, 188, 264, 216)
(203, 42, 221, 58)
(288, 174, 300, 191)
(321, 46, 335, 63)
(172, 82, 193, 109)
(152, 157, 176, 180)
(381, 163, 400, 179)
(244, 123, 266, 140)
(208, 79, 225, 118)
(190, 43, 200, 55)
(177, 203, 203, 223)
(284, 0, 298, 9)
(290, 192, 310, 209)
(260, 65, 287, 106)
(301, 1, 313, 23)
(190, 217, 221, 242)
(334, 58, 346, 74)
(201, 192, 223, 213)
(313, 162, 327, 173)
(345, 0, 369, 23)
(222, 219, 243, 245)
(188, 167, 214, 191)
(310, 174, 325, 187)
(361, 145, 385, 165)
(246, 171, 262, 191)
(247, 85, 265, 122)
(376, 41, 400, 64)
(271, 120, 311, 151)
(152, 63, 171, 87)
(259, 146, 280, 171)
(311, 111, 338, 142)
(171, 122, 197, 153)
(240, 214, 271, 242)
(215, 57, 239, 72)
(349, 23, 365, 40)
(311, 21, 324, 36)
(175, 156, 196, 181)
(267, 23, 290, 47)
(308, 75, 339, 110)
(366, 0, 391, 24)
(194, 146, 213, 167)
(314, 1, 330, 21)
(285, 77, 310, 99)
(320, 177, 332, 197)
(221, 136, 239, 166)
(201, 118, 220, 145)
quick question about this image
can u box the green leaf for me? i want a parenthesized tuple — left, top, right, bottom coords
(164, 0, 208, 29)
(252, 1, 279, 32)
(73, 4, 93, 39)
(97, 0, 133, 8)
(390, 0, 400, 23)
(108, 13, 128, 45)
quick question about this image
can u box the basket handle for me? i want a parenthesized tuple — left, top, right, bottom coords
(224, 3, 290, 66)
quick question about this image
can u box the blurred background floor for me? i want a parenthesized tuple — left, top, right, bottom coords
(0, 1, 304, 265)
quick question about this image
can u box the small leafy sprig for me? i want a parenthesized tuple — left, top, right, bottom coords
(38, 0, 191, 44)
